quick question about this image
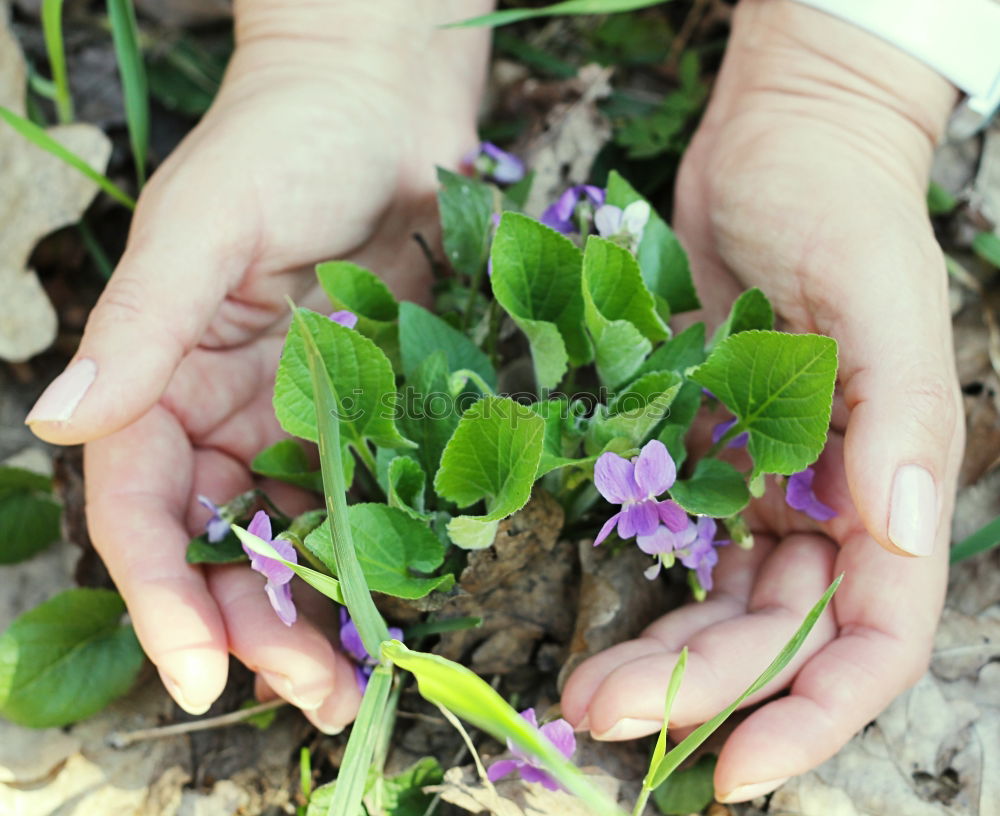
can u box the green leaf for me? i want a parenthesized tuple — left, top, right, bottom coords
(185, 531, 246, 564)
(41, 0, 72, 122)
(711, 287, 774, 346)
(973, 231, 1000, 268)
(387, 456, 430, 520)
(491, 212, 590, 389)
(379, 756, 444, 815)
(639, 322, 706, 376)
(652, 754, 716, 815)
(437, 167, 495, 280)
(531, 398, 590, 476)
(582, 235, 667, 386)
(316, 261, 399, 354)
(0, 467, 61, 564)
(398, 351, 460, 487)
(240, 699, 279, 730)
(445, 0, 666, 28)
(275, 307, 412, 450)
(305, 505, 453, 599)
(0, 589, 144, 727)
(434, 397, 545, 547)
(232, 524, 345, 603)
(0, 106, 135, 209)
(108, 0, 150, 186)
(648, 575, 842, 787)
(605, 170, 699, 315)
(587, 370, 682, 452)
(250, 439, 325, 492)
(950, 513, 1000, 563)
(691, 331, 838, 476)
(927, 181, 957, 216)
(398, 302, 497, 389)
(382, 641, 625, 816)
(669, 458, 750, 517)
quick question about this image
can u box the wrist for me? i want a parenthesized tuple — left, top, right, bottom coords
(711, 0, 957, 147)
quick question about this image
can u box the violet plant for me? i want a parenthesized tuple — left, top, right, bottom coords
(188, 153, 843, 814)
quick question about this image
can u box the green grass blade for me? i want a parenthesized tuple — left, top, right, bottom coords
(0, 105, 136, 210)
(444, 0, 667, 28)
(648, 575, 842, 788)
(951, 514, 1000, 563)
(41, 0, 73, 123)
(292, 307, 390, 655)
(107, 0, 149, 186)
(650, 647, 687, 775)
(327, 664, 393, 816)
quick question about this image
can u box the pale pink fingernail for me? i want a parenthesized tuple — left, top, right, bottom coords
(888, 464, 937, 557)
(591, 717, 662, 741)
(260, 671, 327, 711)
(25, 358, 97, 424)
(718, 776, 789, 803)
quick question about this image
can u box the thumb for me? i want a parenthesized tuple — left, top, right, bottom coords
(25, 183, 244, 444)
(829, 233, 964, 558)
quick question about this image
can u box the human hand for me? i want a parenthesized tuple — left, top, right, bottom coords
(562, 0, 964, 801)
(26, 0, 490, 727)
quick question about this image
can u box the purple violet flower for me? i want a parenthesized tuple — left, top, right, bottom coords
(329, 310, 358, 329)
(470, 142, 525, 184)
(676, 516, 726, 592)
(243, 510, 297, 627)
(593, 439, 688, 546)
(637, 520, 697, 581)
(486, 708, 577, 791)
(785, 468, 836, 522)
(197, 495, 231, 543)
(339, 607, 403, 693)
(540, 185, 605, 234)
(711, 416, 749, 449)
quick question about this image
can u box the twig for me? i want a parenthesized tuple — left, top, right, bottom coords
(664, 0, 710, 74)
(107, 699, 287, 749)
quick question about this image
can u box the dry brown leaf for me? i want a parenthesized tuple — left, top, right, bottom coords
(0, 6, 111, 362)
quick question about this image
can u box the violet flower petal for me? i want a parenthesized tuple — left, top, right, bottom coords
(265, 581, 297, 626)
(519, 764, 560, 791)
(540, 718, 576, 759)
(247, 509, 272, 541)
(487, 759, 521, 783)
(329, 310, 358, 329)
(636, 525, 679, 555)
(657, 499, 690, 533)
(786, 468, 836, 521)
(594, 204, 623, 238)
(618, 500, 660, 539)
(480, 142, 525, 184)
(593, 511, 622, 546)
(633, 439, 676, 496)
(594, 452, 642, 503)
(339, 607, 369, 665)
(644, 561, 663, 581)
(205, 517, 230, 544)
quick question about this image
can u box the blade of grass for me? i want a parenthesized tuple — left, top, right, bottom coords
(950, 514, 1000, 563)
(327, 664, 393, 816)
(107, 0, 149, 186)
(41, 0, 73, 123)
(292, 306, 390, 655)
(0, 106, 136, 209)
(445, 0, 667, 29)
(633, 648, 687, 816)
(648, 574, 842, 788)
(77, 219, 114, 279)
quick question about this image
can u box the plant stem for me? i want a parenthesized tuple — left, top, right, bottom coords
(631, 786, 652, 816)
(41, 0, 73, 124)
(107, 699, 286, 748)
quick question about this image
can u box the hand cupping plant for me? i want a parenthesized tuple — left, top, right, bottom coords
(183, 142, 842, 814)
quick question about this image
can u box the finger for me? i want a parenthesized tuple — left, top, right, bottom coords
(85, 405, 230, 714)
(810, 228, 964, 558)
(561, 537, 771, 726)
(713, 525, 946, 802)
(25, 167, 253, 445)
(572, 534, 837, 741)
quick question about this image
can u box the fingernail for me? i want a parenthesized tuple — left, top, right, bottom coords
(160, 673, 212, 716)
(306, 709, 345, 736)
(591, 717, 662, 741)
(25, 358, 97, 424)
(718, 776, 789, 803)
(888, 464, 937, 557)
(260, 671, 327, 711)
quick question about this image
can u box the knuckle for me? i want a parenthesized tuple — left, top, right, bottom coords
(92, 275, 148, 326)
(900, 376, 960, 445)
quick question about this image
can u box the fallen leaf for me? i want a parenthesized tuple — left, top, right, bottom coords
(0, 7, 111, 362)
